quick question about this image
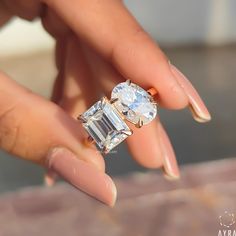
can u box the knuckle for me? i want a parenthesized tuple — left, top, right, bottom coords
(109, 26, 150, 63)
(0, 104, 22, 154)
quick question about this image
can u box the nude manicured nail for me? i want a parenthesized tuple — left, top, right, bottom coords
(46, 147, 117, 206)
(170, 64, 211, 123)
(44, 170, 58, 187)
(158, 122, 180, 180)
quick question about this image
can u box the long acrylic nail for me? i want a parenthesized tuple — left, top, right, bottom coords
(158, 122, 180, 180)
(46, 147, 117, 206)
(170, 64, 211, 123)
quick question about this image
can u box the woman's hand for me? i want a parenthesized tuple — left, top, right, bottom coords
(0, 0, 211, 206)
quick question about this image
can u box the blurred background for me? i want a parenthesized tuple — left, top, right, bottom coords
(0, 0, 235, 191)
(0, 1, 236, 235)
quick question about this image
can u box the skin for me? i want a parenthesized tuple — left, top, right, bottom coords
(0, 0, 211, 206)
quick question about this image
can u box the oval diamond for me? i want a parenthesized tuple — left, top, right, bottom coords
(111, 81, 157, 125)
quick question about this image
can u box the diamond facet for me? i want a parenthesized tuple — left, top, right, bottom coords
(111, 82, 157, 125)
(81, 97, 131, 152)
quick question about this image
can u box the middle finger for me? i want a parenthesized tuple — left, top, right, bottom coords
(81, 43, 180, 177)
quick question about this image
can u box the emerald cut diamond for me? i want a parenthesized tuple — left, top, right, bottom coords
(80, 97, 131, 153)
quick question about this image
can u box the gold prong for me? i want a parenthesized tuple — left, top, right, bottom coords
(110, 98, 118, 104)
(126, 79, 131, 85)
(101, 96, 107, 107)
(135, 118, 144, 128)
(121, 129, 133, 136)
(84, 136, 95, 146)
(102, 146, 109, 154)
(147, 88, 158, 96)
(88, 136, 94, 143)
(77, 115, 87, 123)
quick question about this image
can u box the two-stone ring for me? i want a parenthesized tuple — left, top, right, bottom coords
(77, 80, 158, 154)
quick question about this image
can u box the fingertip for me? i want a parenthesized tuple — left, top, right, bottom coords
(163, 170, 180, 181)
(170, 64, 212, 121)
(158, 93, 188, 110)
(105, 175, 117, 207)
(157, 122, 180, 180)
(44, 170, 58, 187)
(158, 65, 189, 110)
(127, 121, 163, 169)
(46, 147, 116, 206)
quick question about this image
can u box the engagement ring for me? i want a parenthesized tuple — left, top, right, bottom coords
(78, 80, 158, 154)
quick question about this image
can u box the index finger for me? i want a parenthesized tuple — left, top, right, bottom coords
(44, 0, 188, 109)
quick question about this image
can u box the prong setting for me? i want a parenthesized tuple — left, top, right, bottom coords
(80, 97, 131, 154)
(135, 118, 144, 128)
(77, 115, 87, 123)
(121, 129, 133, 136)
(110, 98, 118, 104)
(84, 136, 95, 146)
(87, 136, 94, 143)
(147, 88, 158, 96)
(101, 96, 107, 108)
(126, 79, 131, 85)
(102, 146, 109, 154)
(111, 82, 157, 125)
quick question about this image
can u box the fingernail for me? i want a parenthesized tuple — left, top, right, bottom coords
(46, 147, 117, 206)
(44, 170, 58, 187)
(158, 122, 180, 180)
(170, 64, 211, 123)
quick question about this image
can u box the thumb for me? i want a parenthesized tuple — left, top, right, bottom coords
(0, 72, 116, 206)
